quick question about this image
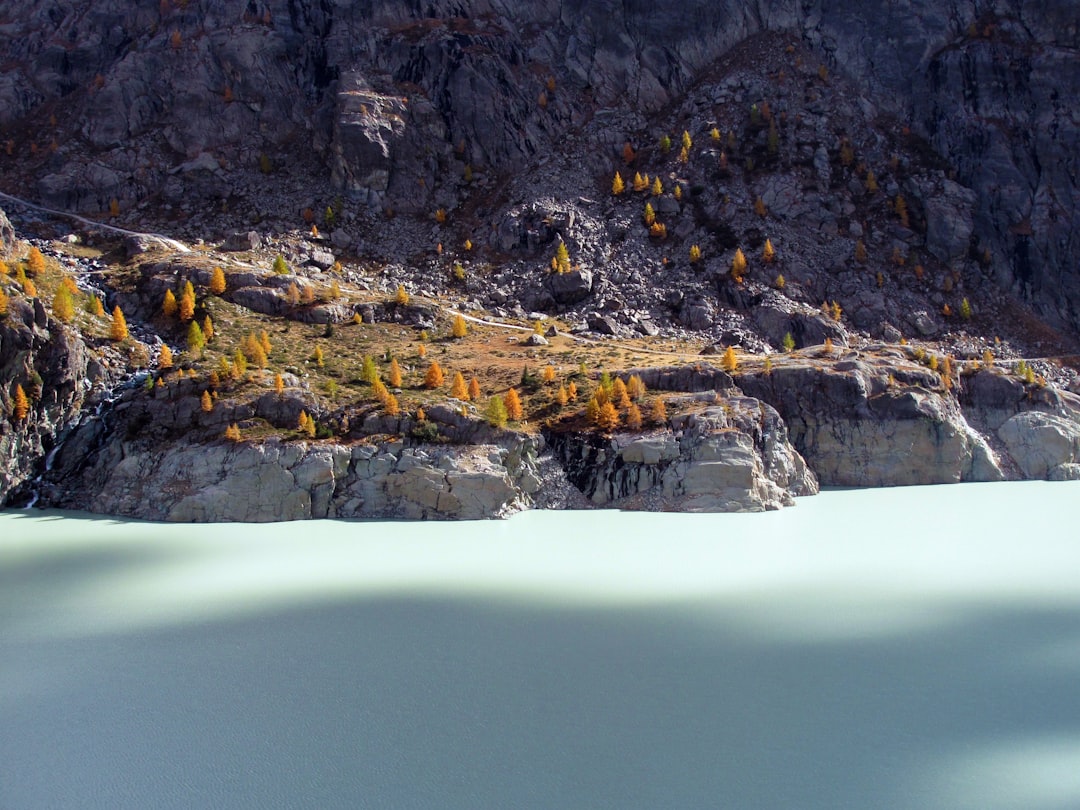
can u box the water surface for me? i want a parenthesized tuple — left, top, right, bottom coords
(3, 482, 1080, 809)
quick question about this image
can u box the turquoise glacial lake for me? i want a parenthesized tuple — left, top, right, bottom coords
(2, 482, 1080, 809)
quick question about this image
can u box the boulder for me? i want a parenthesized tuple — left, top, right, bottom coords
(997, 411, 1080, 479)
(221, 231, 262, 252)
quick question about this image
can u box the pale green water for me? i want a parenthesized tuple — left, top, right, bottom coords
(2, 482, 1080, 809)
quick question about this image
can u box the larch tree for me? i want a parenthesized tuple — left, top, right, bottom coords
(224, 423, 241, 441)
(451, 313, 468, 339)
(187, 320, 206, 356)
(394, 284, 409, 306)
(12, 383, 29, 420)
(424, 361, 444, 388)
(179, 287, 196, 321)
(287, 283, 300, 306)
(26, 246, 46, 276)
(612, 171, 625, 196)
(203, 315, 214, 342)
(731, 248, 747, 281)
(159, 344, 174, 369)
(625, 403, 643, 430)
(383, 392, 400, 416)
(626, 374, 646, 401)
(163, 289, 178, 317)
(259, 330, 272, 355)
(209, 266, 226, 295)
(554, 242, 571, 274)
(274, 372, 285, 396)
(361, 356, 378, 384)
(689, 244, 702, 264)
(468, 377, 481, 402)
(651, 176, 663, 196)
(542, 365, 556, 384)
(272, 255, 289, 274)
(763, 239, 775, 262)
(388, 358, 403, 387)
(567, 380, 578, 401)
(52, 284, 74, 322)
(596, 401, 619, 431)
(450, 372, 469, 400)
(721, 346, 738, 373)
(312, 346, 324, 368)
(110, 306, 128, 341)
(201, 390, 213, 412)
(503, 387, 524, 421)
(649, 397, 668, 425)
(555, 385, 568, 406)
(485, 396, 507, 428)
(612, 377, 631, 409)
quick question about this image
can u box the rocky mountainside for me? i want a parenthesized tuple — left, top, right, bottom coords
(2, 1, 1080, 520)
(1, 0, 1077, 331)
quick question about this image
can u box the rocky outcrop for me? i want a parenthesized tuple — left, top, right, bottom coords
(0, 294, 114, 499)
(739, 356, 1003, 486)
(41, 435, 540, 522)
(0, 208, 15, 259)
(3, 0, 1075, 329)
(546, 397, 817, 512)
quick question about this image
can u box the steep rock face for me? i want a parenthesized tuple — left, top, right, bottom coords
(3, 1, 1075, 327)
(0, 295, 101, 499)
(0, 208, 15, 258)
(546, 397, 817, 512)
(39, 434, 541, 522)
(739, 359, 1003, 486)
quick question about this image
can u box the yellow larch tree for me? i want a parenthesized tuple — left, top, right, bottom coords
(612, 171, 625, 196)
(26, 246, 46, 276)
(12, 384, 29, 420)
(424, 361, 444, 388)
(596, 401, 619, 431)
(52, 284, 74, 322)
(201, 390, 213, 412)
(468, 377, 481, 401)
(395, 284, 409, 305)
(650, 397, 668, 424)
(209, 266, 226, 295)
(542, 365, 556, 384)
(110, 306, 128, 341)
(450, 372, 469, 400)
(179, 286, 195, 322)
(451, 313, 468, 338)
(503, 387, 524, 421)
(163, 289, 178, 317)
(159, 344, 174, 369)
(731, 248, 747, 280)
(388, 358, 403, 387)
(763, 239, 775, 262)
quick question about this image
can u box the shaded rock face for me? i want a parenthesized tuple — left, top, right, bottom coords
(0, 296, 102, 499)
(3, 1, 1076, 326)
(545, 398, 818, 512)
(0, 208, 15, 259)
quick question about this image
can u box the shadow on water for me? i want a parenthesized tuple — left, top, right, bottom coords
(3, 485, 1080, 810)
(4, 575, 1080, 807)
